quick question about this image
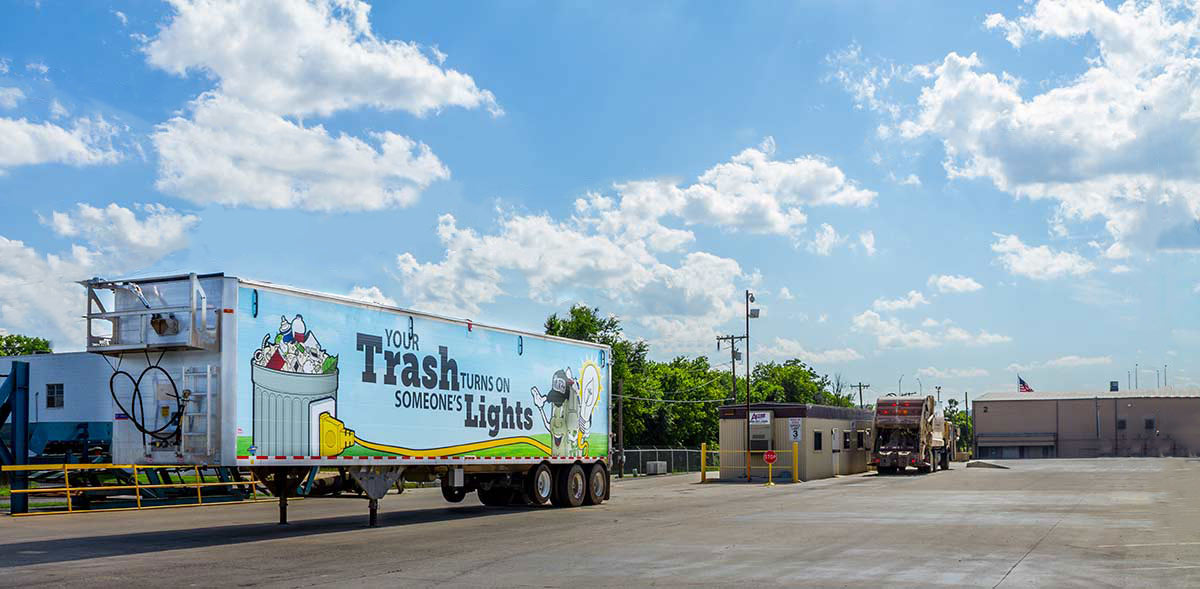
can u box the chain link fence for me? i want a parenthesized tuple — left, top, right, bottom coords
(613, 446, 720, 476)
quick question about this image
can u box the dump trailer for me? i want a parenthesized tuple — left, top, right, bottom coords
(82, 273, 611, 525)
(870, 395, 951, 474)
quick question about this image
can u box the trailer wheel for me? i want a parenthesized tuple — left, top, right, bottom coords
(477, 483, 513, 507)
(556, 464, 586, 508)
(584, 462, 608, 506)
(440, 478, 466, 503)
(524, 463, 553, 506)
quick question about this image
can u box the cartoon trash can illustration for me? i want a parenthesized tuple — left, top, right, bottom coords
(251, 315, 339, 456)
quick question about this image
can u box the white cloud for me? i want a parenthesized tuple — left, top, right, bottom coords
(852, 310, 939, 349)
(759, 337, 862, 364)
(1110, 264, 1131, 274)
(1046, 355, 1112, 368)
(0, 59, 8, 74)
(43, 203, 198, 266)
(943, 326, 1012, 346)
(0, 87, 25, 109)
(917, 366, 989, 379)
(778, 286, 794, 300)
(817, 313, 828, 323)
(25, 62, 48, 75)
(825, 43, 904, 119)
(859, 230, 877, 255)
(991, 233, 1095, 279)
(142, 0, 502, 211)
(899, 173, 921, 186)
(904, 2, 1200, 255)
(928, 273, 983, 293)
(573, 138, 873, 245)
(852, 309, 1009, 349)
(872, 290, 929, 311)
(395, 212, 747, 353)
(347, 285, 397, 307)
(153, 93, 448, 210)
(0, 203, 198, 348)
(49, 99, 68, 119)
(808, 223, 844, 255)
(113, 10, 128, 26)
(0, 116, 121, 171)
(145, 0, 500, 118)
(1012, 355, 1113, 372)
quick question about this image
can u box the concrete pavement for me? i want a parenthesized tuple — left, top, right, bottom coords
(1, 458, 1198, 587)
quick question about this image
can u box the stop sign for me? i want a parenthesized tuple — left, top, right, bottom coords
(763, 450, 777, 464)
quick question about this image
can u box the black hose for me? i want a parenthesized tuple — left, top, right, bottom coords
(109, 360, 186, 446)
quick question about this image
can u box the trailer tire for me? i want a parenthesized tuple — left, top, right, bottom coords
(441, 478, 466, 503)
(477, 483, 513, 507)
(556, 464, 586, 508)
(584, 462, 608, 506)
(524, 463, 554, 506)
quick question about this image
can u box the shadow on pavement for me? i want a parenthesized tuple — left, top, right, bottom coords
(0, 503, 529, 568)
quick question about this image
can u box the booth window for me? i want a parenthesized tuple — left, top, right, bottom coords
(1144, 418, 1155, 430)
(843, 431, 851, 450)
(46, 383, 64, 409)
(1116, 419, 1126, 430)
(856, 430, 865, 449)
(813, 431, 823, 452)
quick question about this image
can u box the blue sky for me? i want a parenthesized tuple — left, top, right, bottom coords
(1, 0, 1197, 396)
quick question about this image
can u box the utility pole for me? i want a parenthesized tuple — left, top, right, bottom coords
(716, 333, 748, 479)
(744, 290, 757, 482)
(850, 382, 871, 408)
(935, 385, 942, 404)
(1165, 364, 1168, 388)
(1135, 363, 1139, 389)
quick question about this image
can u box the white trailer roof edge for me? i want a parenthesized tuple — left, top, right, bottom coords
(90, 271, 611, 352)
(236, 276, 612, 352)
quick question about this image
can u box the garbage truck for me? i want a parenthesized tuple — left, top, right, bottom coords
(870, 395, 953, 474)
(82, 273, 611, 525)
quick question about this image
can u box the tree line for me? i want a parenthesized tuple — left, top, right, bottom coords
(544, 304, 854, 449)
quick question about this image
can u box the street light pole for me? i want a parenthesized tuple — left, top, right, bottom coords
(916, 377, 923, 397)
(744, 290, 756, 481)
(898, 374, 904, 397)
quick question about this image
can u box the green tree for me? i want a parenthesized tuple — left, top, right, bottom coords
(749, 359, 853, 407)
(944, 398, 972, 451)
(0, 334, 52, 356)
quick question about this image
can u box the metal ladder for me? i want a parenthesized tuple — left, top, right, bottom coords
(180, 366, 218, 457)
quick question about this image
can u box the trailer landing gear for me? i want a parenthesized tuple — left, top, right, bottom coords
(348, 466, 406, 527)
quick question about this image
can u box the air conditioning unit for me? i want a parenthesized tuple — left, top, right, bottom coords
(645, 461, 668, 475)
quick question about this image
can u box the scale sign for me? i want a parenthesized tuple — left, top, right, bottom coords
(788, 417, 803, 442)
(749, 411, 772, 425)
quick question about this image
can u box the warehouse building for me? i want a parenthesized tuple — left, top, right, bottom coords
(718, 403, 875, 481)
(973, 388, 1200, 459)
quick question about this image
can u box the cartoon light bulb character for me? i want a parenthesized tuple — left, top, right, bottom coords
(531, 368, 581, 456)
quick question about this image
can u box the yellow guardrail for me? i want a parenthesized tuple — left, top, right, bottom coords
(699, 442, 800, 484)
(2, 463, 274, 516)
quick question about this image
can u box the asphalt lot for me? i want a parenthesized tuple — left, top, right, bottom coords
(2, 458, 1199, 588)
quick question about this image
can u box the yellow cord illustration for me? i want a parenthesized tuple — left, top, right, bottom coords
(319, 413, 552, 457)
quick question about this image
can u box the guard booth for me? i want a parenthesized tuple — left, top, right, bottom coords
(718, 403, 874, 482)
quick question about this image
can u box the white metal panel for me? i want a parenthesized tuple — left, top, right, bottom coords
(0, 352, 114, 424)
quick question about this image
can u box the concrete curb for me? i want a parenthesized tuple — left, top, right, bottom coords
(966, 460, 1010, 469)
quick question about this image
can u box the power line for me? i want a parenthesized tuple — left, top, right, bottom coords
(613, 394, 734, 404)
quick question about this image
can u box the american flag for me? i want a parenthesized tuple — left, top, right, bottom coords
(1018, 376, 1033, 393)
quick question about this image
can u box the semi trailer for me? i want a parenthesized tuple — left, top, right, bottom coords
(870, 395, 954, 474)
(82, 272, 611, 524)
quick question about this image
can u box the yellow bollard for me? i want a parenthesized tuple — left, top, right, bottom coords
(792, 441, 799, 483)
(764, 460, 775, 487)
(700, 443, 707, 483)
